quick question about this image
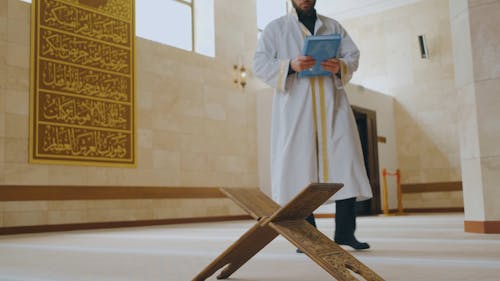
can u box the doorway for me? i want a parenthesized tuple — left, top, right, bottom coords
(352, 106, 381, 216)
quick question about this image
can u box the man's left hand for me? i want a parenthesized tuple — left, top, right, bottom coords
(320, 58, 340, 74)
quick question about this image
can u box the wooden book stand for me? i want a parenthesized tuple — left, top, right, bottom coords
(193, 183, 385, 281)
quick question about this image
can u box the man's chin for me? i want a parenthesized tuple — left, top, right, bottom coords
(301, 8, 315, 15)
(292, 1, 315, 16)
(299, 5, 315, 14)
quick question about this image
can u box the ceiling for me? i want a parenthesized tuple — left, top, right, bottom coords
(315, 0, 420, 19)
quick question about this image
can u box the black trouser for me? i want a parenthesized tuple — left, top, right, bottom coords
(305, 214, 317, 227)
(304, 197, 357, 241)
(334, 197, 357, 242)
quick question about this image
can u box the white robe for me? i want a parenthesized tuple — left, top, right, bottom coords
(253, 11, 373, 205)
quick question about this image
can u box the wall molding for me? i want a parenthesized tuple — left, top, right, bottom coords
(0, 185, 226, 201)
(0, 185, 246, 235)
(316, 207, 464, 218)
(464, 220, 500, 234)
(0, 184, 466, 235)
(0, 215, 252, 235)
(401, 207, 464, 213)
(401, 182, 462, 193)
(0, 183, 464, 201)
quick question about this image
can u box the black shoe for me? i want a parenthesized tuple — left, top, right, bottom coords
(296, 248, 303, 254)
(335, 238, 370, 250)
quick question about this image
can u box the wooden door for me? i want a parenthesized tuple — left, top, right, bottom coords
(352, 106, 381, 215)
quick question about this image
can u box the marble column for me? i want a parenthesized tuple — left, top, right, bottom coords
(449, 0, 500, 233)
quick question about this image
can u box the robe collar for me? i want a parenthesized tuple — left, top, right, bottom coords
(290, 7, 324, 36)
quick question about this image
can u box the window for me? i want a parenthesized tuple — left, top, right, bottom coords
(137, 0, 192, 51)
(19, 0, 215, 57)
(136, 0, 214, 57)
(256, 0, 289, 32)
(193, 0, 215, 57)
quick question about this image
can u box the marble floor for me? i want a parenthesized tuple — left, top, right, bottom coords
(0, 213, 499, 281)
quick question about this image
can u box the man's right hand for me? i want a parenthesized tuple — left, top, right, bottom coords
(290, 56, 316, 72)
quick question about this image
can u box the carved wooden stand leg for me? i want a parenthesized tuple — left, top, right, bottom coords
(192, 223, 278, 280)
(192, 183, 385, 281)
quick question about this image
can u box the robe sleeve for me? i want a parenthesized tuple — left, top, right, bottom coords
(336, 27, 360, 85)
(253, 23, 290, 92)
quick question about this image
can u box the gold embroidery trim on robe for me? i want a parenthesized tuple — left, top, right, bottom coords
(318, 76, 329, 182)
(277, 60, 289, 91)
(310, 77, 319, 181)
(339, 59, 348, 85)
(310, 77, 329, 182)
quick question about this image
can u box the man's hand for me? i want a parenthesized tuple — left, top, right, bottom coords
(290, 56, 316, 72)
(320, 58, 341, 75)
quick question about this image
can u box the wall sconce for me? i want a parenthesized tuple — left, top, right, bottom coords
(233, 64, 247, 89)
(418, 34, 429, 59)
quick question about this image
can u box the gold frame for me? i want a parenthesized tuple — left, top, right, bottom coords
(29, 0, 136, 167)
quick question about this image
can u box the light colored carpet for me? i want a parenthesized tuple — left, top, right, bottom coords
(1, 213, 499, 281)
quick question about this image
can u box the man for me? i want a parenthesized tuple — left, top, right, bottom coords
(253, 0, 372, 250)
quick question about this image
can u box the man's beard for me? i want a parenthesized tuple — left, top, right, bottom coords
(292, 0, 316, 16)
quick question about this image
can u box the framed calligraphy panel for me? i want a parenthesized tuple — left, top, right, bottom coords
(29, 0, 136, 167)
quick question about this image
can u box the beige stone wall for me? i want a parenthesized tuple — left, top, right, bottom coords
(0, 0, 259, 227)
(450, 0, 500, 222)
(347, 85, 399, 209)
(468, 0, 500, 221)
(402, 191, 463, 209)
(342, 0, 462, 209)
(0, 198, 244, 227)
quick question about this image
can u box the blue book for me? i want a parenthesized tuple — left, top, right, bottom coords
(299, 34, 341, 77)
